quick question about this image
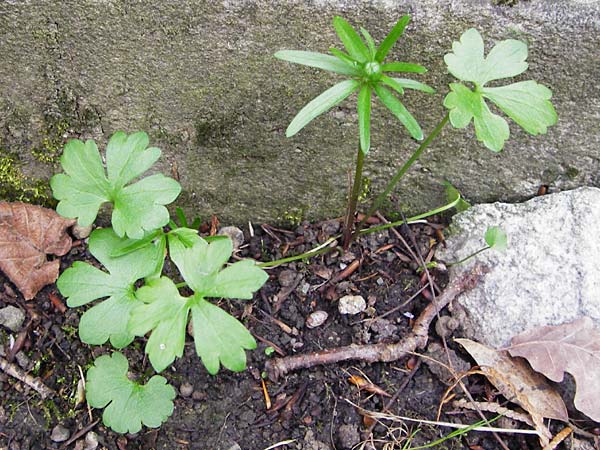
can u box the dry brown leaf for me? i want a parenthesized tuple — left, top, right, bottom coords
(507, 317, 600, 422)
(348, 375, 391, 397)
(457, 338, 569, 446)
(0, 202, 74, 300)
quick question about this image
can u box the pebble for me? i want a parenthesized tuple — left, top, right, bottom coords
(338, 423, 361, 448)
(338, 295, 366, 315)
(72, 224, 93, 239)
(306, 310, 328, 328)
(0, 305, 25, 332)
(179, 382, 194, 397)
(218, 226, 244, 251)
(50, 424, 70, 443)
(83, 431, 99, 450)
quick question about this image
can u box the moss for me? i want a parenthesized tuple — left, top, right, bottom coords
(565, 166, 580, 180)
(281, 206, 306, 227)
(0, 151, 53, 205)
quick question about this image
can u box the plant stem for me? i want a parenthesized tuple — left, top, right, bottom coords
(351, 112, 450, 242)
(446, 246, 490, 266)
(342, 142, 366, 249)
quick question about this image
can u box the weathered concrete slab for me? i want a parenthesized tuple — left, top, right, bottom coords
(0, 0, 599, 223)
(436, 187, 600, 348)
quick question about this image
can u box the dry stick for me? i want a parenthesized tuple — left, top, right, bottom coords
(0, 356, 55, 399)
(266, 265, 487, 381)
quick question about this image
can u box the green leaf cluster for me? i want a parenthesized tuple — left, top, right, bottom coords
(443, 29, 557, 152)
(275, 16, 435, 154)
(86, 352, 176, 434)
(53, 131, 269, 434)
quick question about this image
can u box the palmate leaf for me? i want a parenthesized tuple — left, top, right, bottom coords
(129, 234, 268, 374)
(443, 29, 557, 152)
(86, 352, 175, 434)
(57, 228, 164, 348)
(51, 131, 181, 239)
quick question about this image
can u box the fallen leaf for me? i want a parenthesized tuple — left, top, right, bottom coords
(457, 338, 569, 446)
(0, 202, 74, 300)
(348, 375, 391, 397)
(507, 317, 600, 422)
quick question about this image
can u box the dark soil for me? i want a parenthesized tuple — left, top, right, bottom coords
(0, 218, 593, 450)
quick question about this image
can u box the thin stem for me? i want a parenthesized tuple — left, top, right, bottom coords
(351, 112, 450, 242)
(342, 143, 366, 249)
(258, 242, 337, 268)
(447, 246, 490, 266)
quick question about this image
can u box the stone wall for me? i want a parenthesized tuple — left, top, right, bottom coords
(1, 0, 599, 224)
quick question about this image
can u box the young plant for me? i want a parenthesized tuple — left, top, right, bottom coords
(52, 131, 268, 433)
(275, 18, 556, 253)
(276, 16, 435, 248)
(448, 226, 508, 266)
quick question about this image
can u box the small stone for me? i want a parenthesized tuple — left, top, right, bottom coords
(306, 310, 328, 328)
(225, 443, 242, 450)
(0, 306, 25, 332)
(218, 226, 244, 251)
(50, 424, 70, 443)
(192, 390, 206, 401)
(72, 224, 93, 239)
(179, 382, 194, 397)
(277, 269, 296, 287)
(83, 431, 99, 450)
(338, 295, 366, 315)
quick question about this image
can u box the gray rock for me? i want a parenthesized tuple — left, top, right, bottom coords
(72, 224, 93, 239)
(50, 424, 70, 443)
(436, 187, 600, 347)
(338, 295, 366, 315)
(306, 310, 328, 328)
(0, 305, 25, 332)
(1, 1, 598, 224)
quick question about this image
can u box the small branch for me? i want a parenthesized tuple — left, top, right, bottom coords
(0, 356, 55, 399)
(266, 265, 487, 380)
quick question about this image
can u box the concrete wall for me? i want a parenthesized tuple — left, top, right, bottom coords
(1, 0, 599, 224)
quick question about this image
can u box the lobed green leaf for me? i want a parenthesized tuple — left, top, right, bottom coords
(86, 352, 175, 434)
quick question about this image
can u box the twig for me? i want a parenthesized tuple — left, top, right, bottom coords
(59, 419, 100, 449)
(266, 265, 487, 380)
(0, 356, 54, 399)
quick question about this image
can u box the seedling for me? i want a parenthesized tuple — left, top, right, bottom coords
(52, 131, 268, 432)
(276, 18, 556, 252)
(448, 226, 508, 266)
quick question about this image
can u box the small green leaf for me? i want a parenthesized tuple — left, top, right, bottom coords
(332, 16, 370, 63)
(390, 78, 435, 94)
(192, 298, 257, 374)
(482, 81, 557, 135)
(442, 181, 471, 212)
(51, 131, 181, 239)
(274, 50, 360, 76)
(357, 85, 372, 154)
(484, 226, 508, 251)
(375, 15, 410, 62)
(208, 259, 269, 299)
(381, 62, 427, 74)
(374, 84, 423, 140)
(360, 27, 377, 59)
(329, 48, 359, 67)
(380, 75, 404, 96)
(86, 352, 175, 434)
(57, 228, 164, 348)
(286, 79, 360, 137)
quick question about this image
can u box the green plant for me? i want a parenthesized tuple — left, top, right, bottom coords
(52, 131, 268, 433)
(448, 226, 508, 266)
(276, 18, 556, 251)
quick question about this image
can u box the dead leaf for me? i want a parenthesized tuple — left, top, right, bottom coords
(507, 317, 600, 422)
(0, 202, 74, 300)
(348, 375, 391, 397)
(457, 338, 569, 446)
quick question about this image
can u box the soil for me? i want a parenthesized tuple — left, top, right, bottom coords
(0, 217, 595, 450)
